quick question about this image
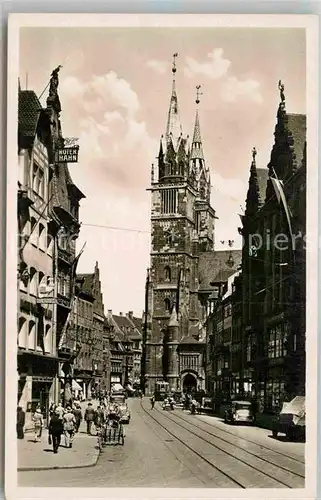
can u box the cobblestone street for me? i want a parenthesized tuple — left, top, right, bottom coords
(18, 398, 305, 488)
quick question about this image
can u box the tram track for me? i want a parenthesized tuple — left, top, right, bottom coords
(137, 402, 209, 486)
(143, 402, 304, 488)
(184, 409, 305, 464)
(140, 401, 246, 488)
(162, 406, 305, 477)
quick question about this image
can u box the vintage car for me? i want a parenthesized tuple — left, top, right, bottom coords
(272, 396, 305, 441)
(224, 400, 254, 425)
(198, 397, 213, 414)
(118, 402, 131, 424)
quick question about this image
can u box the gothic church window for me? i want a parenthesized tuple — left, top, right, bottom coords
(161, 189, 178, 214)
(164, 266, 171, 282)
(164, 298, 171, 313)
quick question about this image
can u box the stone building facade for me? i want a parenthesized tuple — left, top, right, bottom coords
(241, 95, 306, 412)
(17, 67, 84, 422)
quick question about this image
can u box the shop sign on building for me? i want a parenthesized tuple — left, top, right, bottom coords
(55, 138, 79, 163)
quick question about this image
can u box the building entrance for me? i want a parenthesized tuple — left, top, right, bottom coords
(182, 373, 197, 393)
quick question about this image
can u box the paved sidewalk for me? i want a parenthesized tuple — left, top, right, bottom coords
(18, 417, 100, 472)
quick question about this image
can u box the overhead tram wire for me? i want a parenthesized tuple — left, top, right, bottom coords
(81, 223, 150, 234)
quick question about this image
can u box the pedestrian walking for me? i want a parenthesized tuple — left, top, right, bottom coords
(55, 402, 65, 420)
(17, 406, 25, 439)
(32, 408, 44, 442)
(73, 403, 83, 433)
(150, 395, 155, 409)
(63, 406, 76, 448)
(84, 402, 96, 435)
(48, 409, 64, 454)
(49, 402, 56, 418)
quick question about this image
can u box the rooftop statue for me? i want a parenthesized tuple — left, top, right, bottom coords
(49, 65, 63, 97)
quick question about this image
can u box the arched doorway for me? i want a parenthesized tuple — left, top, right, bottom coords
(182, 373, 197, 393)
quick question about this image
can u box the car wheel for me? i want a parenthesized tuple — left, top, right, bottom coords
(286, 428, 294, 441)
(272, 429, 278, 438)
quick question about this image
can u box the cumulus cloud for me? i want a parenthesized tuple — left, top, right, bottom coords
(146, 59, 168, 74)
(60, 71, 157, 194)
(221, 76, 263, 104)
(184, 48, 231, 79)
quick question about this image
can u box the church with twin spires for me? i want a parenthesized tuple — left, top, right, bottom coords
(145, 54, 241, 395)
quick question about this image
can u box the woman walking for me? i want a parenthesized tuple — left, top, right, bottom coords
(32, 408, 44, 442)
(63, 406, 76, 448)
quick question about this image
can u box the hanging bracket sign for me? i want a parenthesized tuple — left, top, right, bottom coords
(55, 138, 79, 163)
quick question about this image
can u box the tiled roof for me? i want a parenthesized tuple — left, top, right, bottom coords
(18, 90, 42, 141)
(286, 114, 306, 171)
(198, 250, 242, 291)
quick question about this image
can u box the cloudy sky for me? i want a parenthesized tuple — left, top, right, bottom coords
(19, 26, 306, 317)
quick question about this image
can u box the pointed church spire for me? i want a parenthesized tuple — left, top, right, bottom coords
(165, 53, 182, 149)
(191, 85, 204, 160)
(245, 147, 260, 217)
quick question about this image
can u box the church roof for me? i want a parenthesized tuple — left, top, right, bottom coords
(165, 79, 183, 151)
(256, 168, 269, 206)
(198, 250, 242, 292)
(286, 113, 306, 170)
(192, 109, 202, 144)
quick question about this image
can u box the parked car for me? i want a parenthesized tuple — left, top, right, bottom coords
(198, 397, 213, 414)
(118, 402, 131, 424)
(272, 396, 305, 441)
(224, 400, 254, 425)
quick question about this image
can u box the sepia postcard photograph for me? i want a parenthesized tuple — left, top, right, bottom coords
(5, 12, 318, 500)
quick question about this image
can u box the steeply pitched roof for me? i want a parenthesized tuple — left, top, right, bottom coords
(256, 168, 269, 207)
(166, 78, 183, 151)
(286, 114, 306, 170)
(198, 250, 242, 292)
(18, 90, 42, 142)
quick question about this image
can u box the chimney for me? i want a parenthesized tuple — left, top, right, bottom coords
(119, 312, 123, 316)
(107, 309, 112, 316)
(128, 311, 133, 319)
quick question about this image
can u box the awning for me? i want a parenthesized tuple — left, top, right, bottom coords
(72, 379, 82, 391)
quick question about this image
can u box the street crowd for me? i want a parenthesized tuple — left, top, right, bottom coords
(17, 397, 120, 455)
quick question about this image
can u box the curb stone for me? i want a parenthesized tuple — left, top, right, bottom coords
(18, 446, 101, 472)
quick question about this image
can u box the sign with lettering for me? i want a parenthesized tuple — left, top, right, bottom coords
(37, 297, 57, 305)
(55, 146, 79, 163)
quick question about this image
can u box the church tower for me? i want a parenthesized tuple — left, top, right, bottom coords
(145, 56, 216, 395)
